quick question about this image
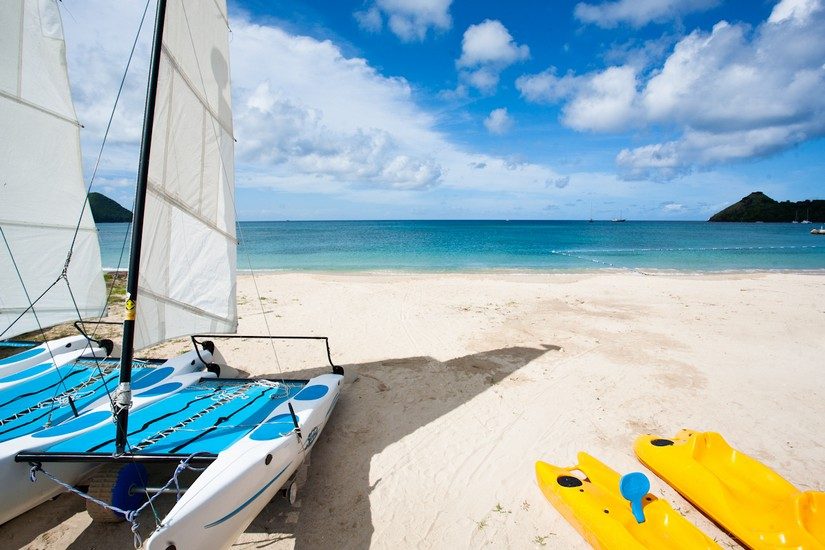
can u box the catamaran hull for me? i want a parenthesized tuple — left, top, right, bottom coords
(145, 373, 343, 550)
(0, 346, 108, 391)
(0, 335, 99, 377)
(0, 349, 214, 525)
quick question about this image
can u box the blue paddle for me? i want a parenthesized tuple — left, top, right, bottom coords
(619, 472, 650, 524)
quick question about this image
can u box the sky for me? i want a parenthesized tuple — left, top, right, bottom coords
(59, 0, 825, 220)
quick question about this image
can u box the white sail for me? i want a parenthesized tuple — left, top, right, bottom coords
(0, 0, 106, 339)
(135, 0, 237, 349)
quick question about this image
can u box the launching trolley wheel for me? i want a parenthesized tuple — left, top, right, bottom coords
(281, 453, 310, 507)
(285, 480, 298, 505)
(86, 463, 149, 523)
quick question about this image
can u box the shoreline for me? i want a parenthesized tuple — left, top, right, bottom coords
(101, 267, 825, 275)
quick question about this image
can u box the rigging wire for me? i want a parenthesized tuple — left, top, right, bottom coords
(0, 227, 76, 395)
(66, 0, 152, 341)
(177, 4, 287, 380)
(65, 0, 152, 263)
(35, 0, 155, 422)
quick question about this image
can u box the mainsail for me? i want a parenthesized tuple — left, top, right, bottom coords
(0, 0, 106, 338)
(135, 0, 237, 349)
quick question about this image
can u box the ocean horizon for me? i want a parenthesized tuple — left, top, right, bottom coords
(97, 220, 825, 273)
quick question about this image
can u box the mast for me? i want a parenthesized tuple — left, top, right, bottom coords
(116, 0, 167, 455)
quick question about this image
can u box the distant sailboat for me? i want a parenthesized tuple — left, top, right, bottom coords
(611, 210, 626, 222)
(801, 207, 812, 223)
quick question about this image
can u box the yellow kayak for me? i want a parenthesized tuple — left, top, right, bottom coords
(635, 430, 825, 549)
(535, 452, 719, 549)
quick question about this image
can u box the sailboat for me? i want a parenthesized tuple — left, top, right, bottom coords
(0, 0, 212, 461)
(0, 0, 240, 524)
(611, 210, 626, 222)
(2, 1, 344, 547)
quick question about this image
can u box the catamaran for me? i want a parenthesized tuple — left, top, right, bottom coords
(1, 1, 344, 547)
(0, 0, 243, 526)
(0, 0, 213, 486)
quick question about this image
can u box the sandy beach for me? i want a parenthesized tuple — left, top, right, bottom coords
(2, 270, 824, 549)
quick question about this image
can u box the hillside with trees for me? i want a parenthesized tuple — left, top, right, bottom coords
(709, 192, 824, 222)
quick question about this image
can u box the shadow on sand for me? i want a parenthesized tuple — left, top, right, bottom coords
(0, 344, 557, 548)
(244, 344, 557, 549)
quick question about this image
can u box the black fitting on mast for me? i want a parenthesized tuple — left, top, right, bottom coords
(116, 0, 167, 455)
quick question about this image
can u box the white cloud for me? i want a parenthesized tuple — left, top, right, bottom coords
(574, 0, 719, 28)
(769, 0, 821, 23)
(561, 66, 639, 132)
(59, 1, 568, 206)
(517, 66, 640, 132)
(520, 0, 825, 178)
(457, 20, 529, 93)
(466, 68, 499, 93)
(660, 201, 685, 213)
(458, 19, 529, 67)
(354, 7, 383, 33)
(484, 108, 513, 134)
(237, 82, 442, 189)
(354, 0, 452, 41)
(515, 69, 580, 103)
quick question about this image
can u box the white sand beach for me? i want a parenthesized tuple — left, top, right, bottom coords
(2, 271, 824, 549)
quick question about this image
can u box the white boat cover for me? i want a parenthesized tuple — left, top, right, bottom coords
(136, 0, 237, 349)
(0, 0, 106, 339)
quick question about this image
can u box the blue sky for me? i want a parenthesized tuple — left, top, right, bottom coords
(62, 0, 825, 220)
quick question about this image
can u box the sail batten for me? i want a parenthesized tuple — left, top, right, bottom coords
(0, 89, 81, 127)
(159, 45, 235, 138)
(146, 180, 237, 243)
(0, 0, 106, 339)
(135, 0, 236, 349)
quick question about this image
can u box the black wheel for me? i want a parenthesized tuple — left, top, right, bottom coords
(87, 463, 148, 523)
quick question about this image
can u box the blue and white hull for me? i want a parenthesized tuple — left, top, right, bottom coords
(144, 373, 343, 549)
(0, 335, 99, 377)
(0, 348, 214, 525)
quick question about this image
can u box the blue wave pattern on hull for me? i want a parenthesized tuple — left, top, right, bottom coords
(249, 413, 295, 441)
(44, 379, 306, 456)
(0, 361, 53, 382)
(0, 359, 155, 443)
(0, 347, 42, 366)
(204, 462, 292, 528)
(293, 384, 328, 400)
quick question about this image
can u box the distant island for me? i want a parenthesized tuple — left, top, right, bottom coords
(709, 192, 824, 222)
(88, 192, 132, 223)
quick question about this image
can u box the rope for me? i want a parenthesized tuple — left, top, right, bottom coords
(550, 250, 652, 276)
(0, 364, 117, 429)
(549, 243, 825, 275)
(0, 227, 77, 393)
(558, 244, 825, 254)
(29, 454, 206, 549)
(60, 282, 117, 417)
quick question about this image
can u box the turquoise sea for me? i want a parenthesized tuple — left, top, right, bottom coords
(97, 221, 825, 272)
